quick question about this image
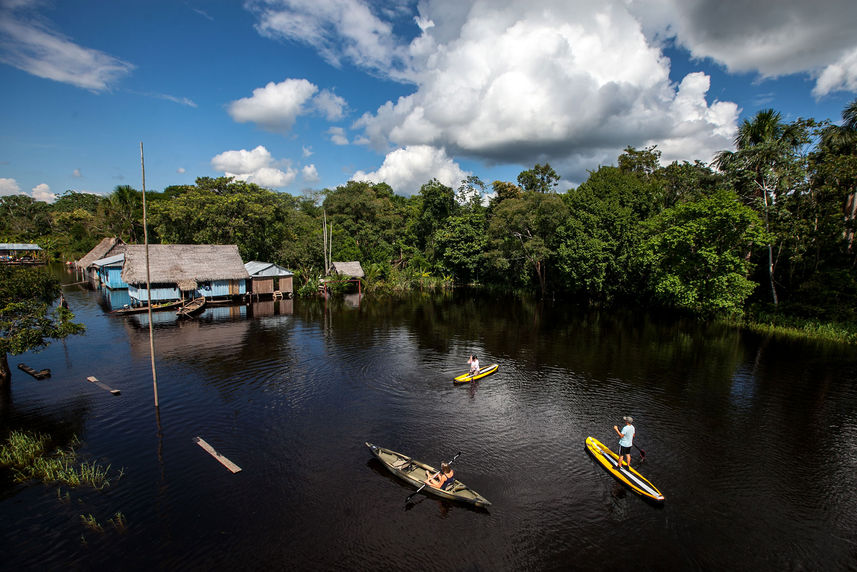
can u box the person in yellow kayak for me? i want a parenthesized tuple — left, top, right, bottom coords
(424, 462, 455, 490)
(613, 415, 635, 469)
(468, 354, 480, 376)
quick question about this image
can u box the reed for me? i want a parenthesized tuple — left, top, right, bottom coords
(109, 511, 127, 531)
(0, 430, 119, 489)
(80, 514, 103, 532)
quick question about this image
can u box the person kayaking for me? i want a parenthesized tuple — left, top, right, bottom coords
(613, 415, 635, 469)
(468, 354, 480, 376)
(424, 462, 455, 491)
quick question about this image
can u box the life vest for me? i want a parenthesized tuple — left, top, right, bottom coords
(438, 469, 455, 490)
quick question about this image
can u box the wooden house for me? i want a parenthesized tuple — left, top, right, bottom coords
(75, 237, 124, 271)
(91, 253, 127, 289)
(244, 261, 294, 298)
(121, 244, 250, 304)
(0, 242, 43, 263)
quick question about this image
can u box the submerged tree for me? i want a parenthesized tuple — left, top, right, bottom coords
(0, 266, 84, 387)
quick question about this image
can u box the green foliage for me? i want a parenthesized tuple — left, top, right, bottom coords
(516, 163, 560, 193)
(0, 266, 85, 364)
(636, 190, 768, 316)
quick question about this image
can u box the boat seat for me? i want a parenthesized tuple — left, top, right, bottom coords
(391, 458, 410, 470)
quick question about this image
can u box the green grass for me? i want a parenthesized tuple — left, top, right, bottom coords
(0, 430, 119, 489)
(722, 312, 857, 345)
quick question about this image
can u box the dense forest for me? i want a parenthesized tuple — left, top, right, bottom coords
(2, 100, 857, 332)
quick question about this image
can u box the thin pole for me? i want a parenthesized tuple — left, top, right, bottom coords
(140, 142, 159, 407)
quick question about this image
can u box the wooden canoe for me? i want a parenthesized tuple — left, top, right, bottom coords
(453, 363, 499, 384)
(18, 363, 50, 379)
(176, 296, 206, 317)
(108, 300, 181, 315)
(585, 436, 664, 502)
(365, 442, 491, 507)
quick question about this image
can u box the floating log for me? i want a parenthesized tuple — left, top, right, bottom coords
(18, 363, 50, 379)
(193, 436, 242, 473)
(86, 376, 120, 395)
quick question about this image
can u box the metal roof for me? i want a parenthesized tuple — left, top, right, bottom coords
(91, 253, 125, 267)
(0, 243, 42, 250)
(244, 260, 294, 277)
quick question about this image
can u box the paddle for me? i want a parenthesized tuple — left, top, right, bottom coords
(405, 451, 461, 504)
(635, 443, 647, 461)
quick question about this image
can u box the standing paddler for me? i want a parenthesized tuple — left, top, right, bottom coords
(613, 415, 635, 469)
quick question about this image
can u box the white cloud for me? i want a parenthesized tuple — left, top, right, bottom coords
(313, 89, 347, 120)
(210, 145, 296, 188)
(328, 126, 349, 145)
(813, 47, 857, 98)
(245, 0, 411, 78)
(31, 183, 55, 203)
(228, 78, 318, 132)
(352, 145, 468, 196)
(72, 168, 82, 177)
(0, 3, 133, 91)
(302, 145, 313, 158)
(351, 1, 737, 180)
(177, 167, 186, 174)
(0, 177, 21, 195)
(302, 164, 320, 183)
(228, 78, 351, 133)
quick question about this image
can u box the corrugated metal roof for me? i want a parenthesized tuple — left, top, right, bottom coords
(0, 243, 43, 250)
(91, 253, 125, 267)
(244, 260, 294, 277)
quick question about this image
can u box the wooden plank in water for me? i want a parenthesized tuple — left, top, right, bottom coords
(86, 376, 120, 395)
(193, 436, 242, 473)
(18, 363, 50, 379)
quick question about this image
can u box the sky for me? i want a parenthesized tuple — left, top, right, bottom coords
(1, 0, 856, 203)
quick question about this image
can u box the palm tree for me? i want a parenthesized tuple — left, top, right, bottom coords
(713, 109, 805, 305)
(819, 98, 857, 250)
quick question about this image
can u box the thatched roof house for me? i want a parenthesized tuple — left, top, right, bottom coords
(75, 237, 124, 270)
(331, 261, 364, 278)
(122, 245, 250, 290)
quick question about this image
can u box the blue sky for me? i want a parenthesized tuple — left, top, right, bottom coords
(1, 0, 856, 203)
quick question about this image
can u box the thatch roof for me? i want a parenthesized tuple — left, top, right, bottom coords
(75, 237, 124, 269)
(121, 244, 250, 287)
(331, 261, 364, 278)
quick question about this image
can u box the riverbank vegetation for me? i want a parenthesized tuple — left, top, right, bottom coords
(0, 430, 120, 489)
(2, 99, 856, 341)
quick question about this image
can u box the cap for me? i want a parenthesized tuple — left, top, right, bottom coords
(623, 416, 633, 423)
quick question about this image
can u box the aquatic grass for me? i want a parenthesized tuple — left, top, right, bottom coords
(721, 312, 857, 345)
(108, 512, 127, 531)
(80, 514, 103, 532)
(0, 430, 120, 489)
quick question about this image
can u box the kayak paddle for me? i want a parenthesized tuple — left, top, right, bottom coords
(405, 451, 461, 504)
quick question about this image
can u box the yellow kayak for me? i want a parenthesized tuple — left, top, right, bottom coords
(585, 436, 664, 502)
(453, 363, 499, 384)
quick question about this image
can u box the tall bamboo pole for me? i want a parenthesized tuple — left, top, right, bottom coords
(140, 142, 159, 407)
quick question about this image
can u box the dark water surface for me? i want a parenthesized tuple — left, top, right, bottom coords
(2, 265, 857, 570)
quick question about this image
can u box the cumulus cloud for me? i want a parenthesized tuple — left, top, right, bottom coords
(813, 47, 857, 98)
(31, 182, 55, 203)
(328, 126, 349, 145)
(0, 177, 21, 195)
(210, 145, 296, 188)
(349, 0, 737, 181)
(302, 164, 320, 183)
(0, 2, 133, 91)
(352, 145, 468, 196)
(627, 0, 857, 95)
(228, 78, 350, 133)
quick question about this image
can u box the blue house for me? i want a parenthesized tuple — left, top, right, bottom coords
(91, 253, 128, 289)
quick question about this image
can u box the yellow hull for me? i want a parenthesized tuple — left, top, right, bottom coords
(453, 363, 499, 383)
(585, 436, 664, 502)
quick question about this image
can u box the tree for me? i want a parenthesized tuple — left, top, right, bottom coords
(636, 189, 769, 316)
(99, 185, 143, 243)
(713, 109, 809, 305)
(516, 163, 560, 193)
(0, 266, 84, 386)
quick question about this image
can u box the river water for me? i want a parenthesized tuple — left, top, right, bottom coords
(1, 265, 856, 570)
